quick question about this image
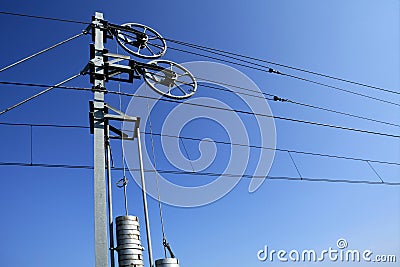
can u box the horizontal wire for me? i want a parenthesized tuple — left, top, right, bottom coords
(285, 99, 400, 128)
(0, 121, 398, 166)
(106, 91, 400, 138)
(198, 77, 275, 97)
(282, 73, 400, 105)
(167, 45, 400, 107)
(2, 78, 398, 128)
(1, 10, 397, 98)
(143, 68, 400, 131)
(165, 38, 400, 95)
(137, 69, 400, 129)
(146, 132, 400, 166)
(1, 79, 398, 137)
(199, 82, 400, 128)
(0, 13, 396, 188)
(0, 161, 398, 186)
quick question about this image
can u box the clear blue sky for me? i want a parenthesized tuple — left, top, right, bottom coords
(0, 1, 399, 267)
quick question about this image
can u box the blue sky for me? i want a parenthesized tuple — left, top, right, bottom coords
(0, 1, 399, 267)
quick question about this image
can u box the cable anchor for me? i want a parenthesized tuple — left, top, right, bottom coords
(163, 238, 176, 258)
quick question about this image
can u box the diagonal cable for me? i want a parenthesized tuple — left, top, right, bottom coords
(0, 73, 81, 116)
(288, 151, 303, 179)
(0, 32, 86, 73)
(179, 137, 195, 172)
(0, 11, 87, 24)
(366, 161, 385, 183)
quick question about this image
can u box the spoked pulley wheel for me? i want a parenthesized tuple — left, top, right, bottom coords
(116, 23, 167, 59)
(143, 60, 197, 99)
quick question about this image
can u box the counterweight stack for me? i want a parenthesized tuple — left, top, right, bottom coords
(116, 216, 145, 267)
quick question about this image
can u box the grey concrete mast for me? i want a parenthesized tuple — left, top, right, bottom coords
(92, 12, 108, 267)
(88, 13, 197, 267)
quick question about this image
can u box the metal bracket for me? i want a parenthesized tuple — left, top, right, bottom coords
(87, 45, 169, 85)
(89, 101, 140, 140)
(89, 44, 108, 84)
(103, 53, 141, 83)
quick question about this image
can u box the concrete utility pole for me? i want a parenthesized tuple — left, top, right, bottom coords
(91, 12, 108, 267)
(87, 12, 197, 267)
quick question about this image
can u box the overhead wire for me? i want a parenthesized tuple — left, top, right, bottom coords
(0, 11, 397, 185)
(107, 90, 400, 138)
(0, 11, 87, 24)
(164, 38, 400, 95)
(0, 73, 82, 116)
(1, 78, 398, 128)
(130, 69, 400, 137)
(0, 161, 399, 186)
(0, 79, 398, 137)
(284, 99, 400, 128)
(0, 121, 398, 166)
(366, 161, 385, 184)
(288, 152, 303, 180)
(1, 10, 398, 98)
(0, 81, 92, 90)
(0, 16, 398, 133)
(281, 73, 400, 105)
(29, 125, 33, 164)
(0, 31, 86, 74)
(0, 121, 88, 129)
(179, 137, 195, 172)
(0, 119, 397, 185)
(1, 11, 398, 114)
(147, 131, 400, 166)
(198, 82, 400, 128)
(166, 45, 400, 107)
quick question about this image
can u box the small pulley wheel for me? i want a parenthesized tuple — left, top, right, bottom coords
(143, 60, 197, 99)
(116, 23, 167, 59)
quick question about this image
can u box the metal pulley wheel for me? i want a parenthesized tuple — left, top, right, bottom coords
(143, 60, 197, 99)
(116, 23, 167, 59)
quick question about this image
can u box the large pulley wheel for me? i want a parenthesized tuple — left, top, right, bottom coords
(143, 60, 197, 99)
(116, 23, 167, 59)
